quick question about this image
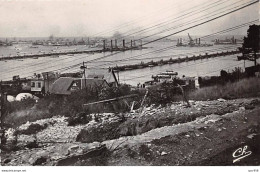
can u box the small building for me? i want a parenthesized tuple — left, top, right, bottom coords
(28, 72, 59, 95)
(30, 78, 44, 92)
(50, 77, 109, 95)
(84, 68, 118, 87)
(50, 77, 77, 95)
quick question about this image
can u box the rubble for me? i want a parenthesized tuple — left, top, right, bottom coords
(1, 98, 259, 166)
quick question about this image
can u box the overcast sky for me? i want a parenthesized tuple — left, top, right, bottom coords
(0, 0, 259, 38)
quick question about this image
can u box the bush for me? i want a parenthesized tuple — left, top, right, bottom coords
(67, 112, 92, 126)
(9, 98, 36, 113)
(186, 77, 260, 101)
(146, 82, 181, 105)
(16, 123, 48, 135)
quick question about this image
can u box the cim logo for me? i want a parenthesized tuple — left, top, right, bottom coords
(232, 145, 252, 163)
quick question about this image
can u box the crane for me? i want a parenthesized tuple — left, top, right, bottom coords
(188, 33, 195, 46)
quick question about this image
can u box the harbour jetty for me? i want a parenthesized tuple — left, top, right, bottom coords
(112, 50, 240, 72)
(0, 39, 145, 61)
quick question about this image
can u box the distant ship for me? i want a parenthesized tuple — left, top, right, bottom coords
(176, 33, 213, 47)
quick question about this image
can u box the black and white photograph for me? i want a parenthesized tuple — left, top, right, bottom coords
(0, 0, 259, 170)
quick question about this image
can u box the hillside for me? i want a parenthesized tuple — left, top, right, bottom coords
(1, 97, 259, 166)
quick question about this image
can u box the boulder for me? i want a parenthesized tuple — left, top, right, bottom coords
(118, 117, 159, 137)
(76, 121, 121, 143)
(28, 151, 48, 165)
(15, 93, 39, 101)
(3, 158, 11, 164)
(245, 104, 255, 110)
(17, 123, 48, 135)
(56, 144, 107, 166)
(217, 98, 226, 102)
(67, 112, 92, 126)
(250, 99, 260, 106)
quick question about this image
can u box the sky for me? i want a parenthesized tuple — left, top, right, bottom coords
(0, 0, 259, 38)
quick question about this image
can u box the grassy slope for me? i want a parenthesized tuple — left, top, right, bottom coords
(186, 77, 260, 101)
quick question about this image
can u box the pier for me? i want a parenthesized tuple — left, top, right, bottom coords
(0, 39, 144, 61)
(112, 50, 240, 72)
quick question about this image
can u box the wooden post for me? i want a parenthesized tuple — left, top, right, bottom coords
(46, 72, 49, 94)
(130, 101, 136, 112)
(82, 62, 88, 101)
(177, 84, 190, 107)
(140, 90, 148, 114)
(103, 40, 106, 50)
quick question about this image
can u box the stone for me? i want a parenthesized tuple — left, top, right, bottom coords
(29, 156, 47, 165)
(76, 121, 121, 143)
(245, 104, 255, 110)
(68, 145, 79, 152)
(239, 107, 245, 111)
(247, 133, 256, 139)
(250, 99, 260, 106)
(161, 152, 168, 156)
(50, 156, 65, 161)
(217, 98, 226, 102)
(3, 158, 11, 164)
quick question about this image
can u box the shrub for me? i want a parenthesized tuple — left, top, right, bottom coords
(9, 98, 36, 113)
(67, 112, 92, 126)
(186, 77, 260, 101)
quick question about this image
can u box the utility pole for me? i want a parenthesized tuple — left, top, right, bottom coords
(81, 62, 88, 100)
(46, 72, 49, 95)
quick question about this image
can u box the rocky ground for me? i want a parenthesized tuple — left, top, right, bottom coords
(1, 97, 259, 166)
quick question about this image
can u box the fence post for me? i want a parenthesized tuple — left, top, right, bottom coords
(177, 84, 190, 107)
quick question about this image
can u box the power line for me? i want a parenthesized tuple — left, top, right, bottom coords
(90, 20, 257, 67)
(140, 0, 258, 45)
(0, 1, 257, 80)
(122, 0, 230, 39)
(1, 18, 254, 80)
(84, 0, 257, 66)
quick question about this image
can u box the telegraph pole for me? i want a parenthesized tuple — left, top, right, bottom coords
(81, 62, 88, 100)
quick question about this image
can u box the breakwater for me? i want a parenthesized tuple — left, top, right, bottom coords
(112, 50, 240, 72)
(0, 46, 144, 61)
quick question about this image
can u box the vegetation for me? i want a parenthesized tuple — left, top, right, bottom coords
(184, 77, 260, 101)
(240, 24, 260, 66)
(4, 84, 142, 127)
(4, 70, 260, 128)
